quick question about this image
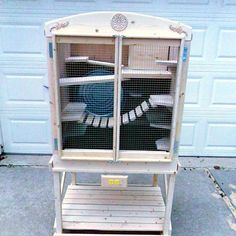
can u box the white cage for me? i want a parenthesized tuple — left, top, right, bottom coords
(45, 12, 192, 236)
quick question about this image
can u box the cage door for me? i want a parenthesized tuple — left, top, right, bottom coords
(116, 38, 181, 161)
(55, 36, 119, 160)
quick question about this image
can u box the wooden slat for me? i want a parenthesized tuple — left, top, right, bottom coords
(108, 117, 114, 128)
(155, 60, 177, 67)
(100, 117, 108, 128)
(87, 60, 115, 67)
(78, 113, 86, 123)
(135, 106, 143, 117)
(67, 185, 161, 191)
(122, 113, 129, 124)
(63, 198, 164, 206)
(150, 124, 171, 130)
(67, 189, 162, 196)
(61, 185, 165, 232)
(141, 101, 149, 112)
(60, 75, 115, 86)
(85, 114, 94, 125)
(62, 222, 163, 231)
(55, 234, 161, 236)
(149, 95, 173, 107)
(122, 68, 172, 79)
(129, 110, 136, 121)
(62, 209, 165, 217)
(61, 103, 86, 122)
(62, 204, 165, 212)
(63, 215, 163, 224)
(64, 193, 163, 201)
(92, 116, 100, 127)
(65, 56, 89, 63)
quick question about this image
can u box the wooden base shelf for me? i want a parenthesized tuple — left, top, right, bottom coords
(56, 185, 166, 235)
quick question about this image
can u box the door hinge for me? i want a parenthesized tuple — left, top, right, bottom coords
(48, 42, 53, 58)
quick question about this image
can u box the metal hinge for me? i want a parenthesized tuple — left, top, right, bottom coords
(54, 138, 58, 150)
(48, 42, 53, 58)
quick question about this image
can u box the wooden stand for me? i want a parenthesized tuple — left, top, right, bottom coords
(50, 155, 178, 236)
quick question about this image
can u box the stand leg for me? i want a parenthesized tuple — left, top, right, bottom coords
(163, 174, 176, 236)
(53, 172, 62, 233)
(152, 174, 158, 187)
(71, 172, 77, 185)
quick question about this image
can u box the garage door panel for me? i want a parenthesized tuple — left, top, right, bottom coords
(190, 28, 207, 60)
(210, 77, 236, 107)
(185, 75, 203, 107)
(1, 112, 52, 154)
(0, 22, 46, 63)
(216, 28, 236, 60)
(179, 118, 202, 156)
(0, 68, 49, 110)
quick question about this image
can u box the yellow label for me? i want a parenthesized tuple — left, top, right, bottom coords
(108, 179, 120, 185)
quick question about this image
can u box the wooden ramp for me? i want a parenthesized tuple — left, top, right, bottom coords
(60, 185, 166, 234)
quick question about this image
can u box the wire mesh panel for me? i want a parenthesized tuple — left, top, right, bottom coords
(118, 38, 180, 153)
(56, 38, 118, 151)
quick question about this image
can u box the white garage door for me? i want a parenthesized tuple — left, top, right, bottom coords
(0, 0, 235, 156)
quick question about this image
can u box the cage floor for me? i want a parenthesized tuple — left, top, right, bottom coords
(61, 185, 165, 233)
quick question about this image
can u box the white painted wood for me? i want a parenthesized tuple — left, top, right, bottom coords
(122, 68, 172, 79)
(87, 60, 115, 67)
(156, 138, 170, 151)
(60, 172, 66, 194)
(78, 112, 86, 123)
(54, 234, 161, 236)
(108, 117, 114, 128)
(115, 36, 123, 161)
(129, 110, 136, 122)
(65, 56, 89, 63)
(92, 116, 101, 127)
(60, 185, 165, 232)
(59, 75, 115, 86)
(45, 12, 192, 40)
(163, 174, 176, 235)
(150, 124, 171, 130)
(100, 117, 108, 128)
(51, 154, 178, 173)
(122, 113, 129, 124)
(141, 101, 149, 112)
(85, 114, 94, 125)
(62, 209, 164, 217)
(61, 102, 86, 122)
(156, 60, 177, 67)
(63, 222, 163, 231)
(149, 95, 174, 107)
(135, 106, 143, 117)
(169, 39, 185, 158)
(53, 172, 62, 233)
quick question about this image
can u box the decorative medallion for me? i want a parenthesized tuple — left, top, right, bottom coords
(169, 25, 188, 37)
(111, 14, 128, 32)
(50, 21, 69, 32)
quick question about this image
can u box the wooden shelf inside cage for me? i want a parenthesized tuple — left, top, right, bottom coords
(156, 138, 170, 151)
(149, 95, 174, 108)
(59, 75, 115, 86)
(155, 60, 177, 67)
(65, 56, 116, 67)
(122, 68, 172, 79)
(61, 103, 86, 122)
(61, 185, 166, 233)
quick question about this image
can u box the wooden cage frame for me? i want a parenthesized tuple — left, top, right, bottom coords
(45, 11, 192, 236)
